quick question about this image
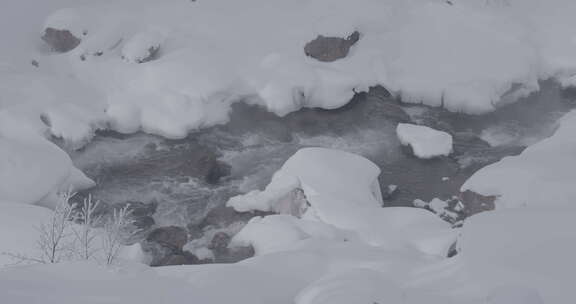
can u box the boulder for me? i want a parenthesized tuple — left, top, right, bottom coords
(209, 232, 232, 252)
(304, 31, 360, 62)
(458, 190, 496, 217)
(145, 226, 188, 251)
(42, 27, 81, 53)
(158, 252, 200, 266)
(141, 226, 190, 266)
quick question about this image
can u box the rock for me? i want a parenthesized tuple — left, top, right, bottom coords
(304, 31, 360, 62)
(42, 27, 81, 53)
(145, 226, 188, 251)
(216, 244, 255, 263)
(209, 232, 231, 252)
(121, 31, 163, 64)
(367, 85, 392, 100)
(141, 226, 190, 266)
(197, 205, 272, 229)
(561, 86, 576, 100)
(382, 184, 399, 201)
(158, 252, 200, 266)
(141, 241, 174, 266)
(205, 160, 231, 185)
(273, 188, 309, 217)
(458, 190, 496, 217)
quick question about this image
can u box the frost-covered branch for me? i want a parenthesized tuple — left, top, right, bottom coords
(37, 192, 75, 263)
(101, 205, 134, 266)
(71, 194, 101, 261)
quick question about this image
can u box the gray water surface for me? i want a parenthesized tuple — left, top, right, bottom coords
(69, 81, 575, 261)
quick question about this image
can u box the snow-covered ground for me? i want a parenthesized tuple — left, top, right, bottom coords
(2, 0, 576, 303)
(462, 109, 576, 209)
(1, 0, 576, 145)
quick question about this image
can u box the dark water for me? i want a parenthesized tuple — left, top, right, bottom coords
(69, 80, 575, 260)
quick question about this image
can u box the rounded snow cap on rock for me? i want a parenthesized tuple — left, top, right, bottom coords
(44, 8, 90, 38)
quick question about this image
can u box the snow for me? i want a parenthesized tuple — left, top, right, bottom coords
(0, 135, 94, 207)
(1, 1, 576, 303)
(231, 215, 351, 255)
(121, 31, 163, 64)
(396, 123, 453, 159)
(462, 110, 576, 208)
(295, 268, 406, 304)
(229, 148, 455, 256)
(460, 206, 576, 303)
(2, 0, 573, 146)
(0, 202, 53, 267)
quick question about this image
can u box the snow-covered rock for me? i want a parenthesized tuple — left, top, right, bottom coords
(228, 147, 382, 213)
(42, 27, 81, 53)
(121, 31, 163, 64)
(231, 215, 351, 255)
(0, 136, 94, 207)
(396, 123, 453, 159)
(229, 148, 455, 256)
(2, 0, 566, 143)
(304, 31, 360, 62)
(462, 110, 576, 208)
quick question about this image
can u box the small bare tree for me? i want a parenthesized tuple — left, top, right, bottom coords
(101, 205, 134, 266)
(71, 194, 101, 261)
(37, 192, 75, 263)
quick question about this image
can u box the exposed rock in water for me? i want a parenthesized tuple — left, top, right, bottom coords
(209, 232, 231, 253)
(142, 226, 191, 266)
(196, 205, 271, 229)
(42, 27, 81, 53)
(145, 226, 188, 250)
(458, 190, 496, 217)
(561, 85, 576, 100)
(304, 31, 360, 62)
(159, 252, 201, 266)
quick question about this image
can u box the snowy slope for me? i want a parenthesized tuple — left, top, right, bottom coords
(2, 0, 574, 144)
(462, 110, 576, 208)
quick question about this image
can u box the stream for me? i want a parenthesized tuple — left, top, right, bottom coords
(68, 80, 575, 264)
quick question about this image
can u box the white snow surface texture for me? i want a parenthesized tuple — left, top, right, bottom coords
(2, 0, 576, 144)
(1, 0, 576, 304)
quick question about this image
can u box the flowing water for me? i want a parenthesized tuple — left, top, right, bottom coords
(68, 80, 575, 262)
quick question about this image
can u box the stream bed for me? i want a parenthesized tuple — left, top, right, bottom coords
(68, 81, 575, 264)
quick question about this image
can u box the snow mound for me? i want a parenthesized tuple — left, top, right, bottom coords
(0, 136, 94, 207)
(460, 206, 576, 303)
(295, 268, 404, 304)
(396, 123, 453, 159)
(229, 148, 455, 256)
(0, 202, 53, 267)
(231, 215, 352, 255)
(1, 0, 561, 144)
(121, 31, 163, 64)
(462, 110, 576, 208)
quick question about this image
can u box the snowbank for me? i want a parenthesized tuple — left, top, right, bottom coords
(0, 135, 94, 207)
(3, 0, 569, 144)
(396, 123, 453, 159)
(229, 148, 455, 256)
(231, 215, 352, 255)
(462, 110, 576, 208)
(460, 206, 576, 303)
(0, 202, 53, 266)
